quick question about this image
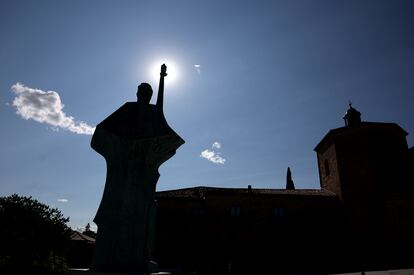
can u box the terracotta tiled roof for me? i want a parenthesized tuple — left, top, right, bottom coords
(70, 231, 96, 243)
(156, 186, 337, 199)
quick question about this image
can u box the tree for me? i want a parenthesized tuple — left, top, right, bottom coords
(82, 222, 97, 239)
(0, 194, 71, 273)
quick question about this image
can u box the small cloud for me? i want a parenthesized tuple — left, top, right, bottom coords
(194, 64, 201, 74)
(200, 141, 226, 164)
(212, 142, 221, 149)
(57, 198, 68, 203)
(200, 149, 226, 164)
(49, 126, 60, 132)
(11, 83, 95, 135)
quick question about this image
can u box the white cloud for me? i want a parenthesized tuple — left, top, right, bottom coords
(194, 64, 201, 74)
(212, 141, 221, 149)
(57, 198, 69, 203)
(11, 83, 95, 135)
(76, 223, 97, 232)
(200, 141, 226, 164)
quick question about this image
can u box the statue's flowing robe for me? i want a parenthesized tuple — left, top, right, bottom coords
(91, 102, 184, 272)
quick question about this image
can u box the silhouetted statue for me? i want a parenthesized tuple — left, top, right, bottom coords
(90, 64, 184, 273)
(286, 167, 295, 190)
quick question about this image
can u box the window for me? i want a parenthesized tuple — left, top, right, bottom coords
(192, 207, 206, 217)
(274, 207, 284, 217)
(324, 159, 330, 176)
(230, 206, 241, 217)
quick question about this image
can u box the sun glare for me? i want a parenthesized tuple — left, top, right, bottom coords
(150, 60, 179, 86)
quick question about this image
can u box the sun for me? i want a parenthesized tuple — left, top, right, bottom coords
(150, 59, 179, 85)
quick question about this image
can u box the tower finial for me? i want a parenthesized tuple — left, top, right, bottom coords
(343, 102, 362, 127)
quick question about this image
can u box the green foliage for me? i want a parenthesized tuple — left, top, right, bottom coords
(0, 194, 71, 273)
(42, 252, 69, 273)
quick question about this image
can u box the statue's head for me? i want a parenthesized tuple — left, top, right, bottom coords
(137, 83, 153, 104)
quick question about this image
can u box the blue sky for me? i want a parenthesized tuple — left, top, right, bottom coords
(1, 1, 413, 229)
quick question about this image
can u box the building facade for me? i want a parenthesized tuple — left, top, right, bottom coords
(154, 106, 414, 273)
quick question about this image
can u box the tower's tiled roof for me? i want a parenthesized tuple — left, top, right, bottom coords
(315, 122, 408, 152)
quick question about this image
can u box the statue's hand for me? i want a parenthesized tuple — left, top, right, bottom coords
(160, 64, 167, 77)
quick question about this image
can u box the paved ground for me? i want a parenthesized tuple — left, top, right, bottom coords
(67, 268, 414, 275)
(68, 270, 172, 275)
(333, 269, 414, 275)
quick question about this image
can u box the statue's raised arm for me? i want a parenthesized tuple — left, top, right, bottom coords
(156, 64, 167, 111)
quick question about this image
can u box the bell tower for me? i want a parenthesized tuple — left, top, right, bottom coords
(314, 105, 409, 240)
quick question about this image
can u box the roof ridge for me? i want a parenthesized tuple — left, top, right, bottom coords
(155, 187, 339, 197)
